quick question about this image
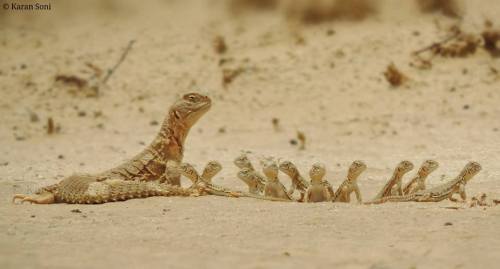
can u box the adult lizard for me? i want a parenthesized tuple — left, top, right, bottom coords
(13, 93, 212, 204)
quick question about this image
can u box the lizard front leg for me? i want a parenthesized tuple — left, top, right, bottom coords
(287, 182, 297, 196)
(354, 184, 363, 203)
(12, 192, 55, 204)
(305, 189, 311, 203)
(326, 185, 335, 200)
(395, 181, 403, 196)
(450, 183, 467, 202)
(323, 187, 331, 202)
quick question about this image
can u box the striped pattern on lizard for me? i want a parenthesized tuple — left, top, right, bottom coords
(366, 160, 414, 203)
(13, 93, 212, 204)
(332, 160, 367, 203)
(365, 162, 481, 204)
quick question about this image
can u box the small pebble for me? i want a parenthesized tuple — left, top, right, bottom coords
(71, 209, 82, 213)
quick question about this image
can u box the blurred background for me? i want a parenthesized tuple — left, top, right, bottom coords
(0, 0, 499, 188)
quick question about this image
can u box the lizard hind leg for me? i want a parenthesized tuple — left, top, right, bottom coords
(12, 192, 55, 204)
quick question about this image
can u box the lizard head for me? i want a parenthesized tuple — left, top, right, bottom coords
(262, 162, 279, 181)
(237, 168, 254, 180)
(170, 93, 211, 128)
(348, 160, 367, 179)
(461, 161, 482, 182)
(396, 160, 414, 174)
(179, 162, 200, 183)
(278, 161, 299, 177)
(234, 154, 254, 170)
(201, 160, 223, 182)
(309, 163, 326, 182)
(419, 160, 439, 175)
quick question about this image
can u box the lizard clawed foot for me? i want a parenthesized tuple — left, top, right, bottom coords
(12, 193, 55, 204)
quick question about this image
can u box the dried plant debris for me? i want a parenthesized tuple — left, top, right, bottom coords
(283, 0, 376, 25)
(482, 30, 500, 57)
(409, 56, 432, 70)
(384, 63, 408, 87)
(55, 74, 99, 97)
(297, 131, 306, 150)
(213, 35, 227, 54)
(85, 62, 103, 79)
(54, 40, 135, 98)
(222, 67, 244, 87)
(431, 34, 481, 57)
(55, 75, 87, 88)
(413, 31, 482, 59)
(416, 0, 463, 18)
(46, 117, 60, 135)
(469, 193, 500, 208)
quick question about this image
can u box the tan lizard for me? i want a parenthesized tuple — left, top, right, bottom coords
(332, 160, 367, 203)
(177, 161, 241, 198)
(305, 163, 331, 202)
(13, 93, 212, 204)
(368, 160, 414, 203)
(237, 168, 265, 194)
(365, 161, 482, 204)
(262, 161, 293, 200)
(234, 153, 266, 192)
(401, 160, 439, 195)
(178, 161, 289, 201)
(200, 161, 223, 184)
(279, 160, 310, 201)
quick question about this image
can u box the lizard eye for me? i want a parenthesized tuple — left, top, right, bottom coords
(188, 94, 197, 102)
(184, 94, 198, 102)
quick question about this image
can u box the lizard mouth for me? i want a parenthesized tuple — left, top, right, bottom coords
(199, 102, 211, 112)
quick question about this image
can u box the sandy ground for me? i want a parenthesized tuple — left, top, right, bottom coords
(1, 0, 500, 268)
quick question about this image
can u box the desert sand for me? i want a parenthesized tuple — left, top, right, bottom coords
(1, 0, 500, 268)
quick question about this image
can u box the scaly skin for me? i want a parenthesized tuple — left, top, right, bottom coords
(305, 163, 331, 202)
(200, 161, 223, 183)
(180, 161, 290, 202)
(12, 175, 201, 204)
(366, 162, 481, 204)
(262, 161, 293, 200)
(401, 160, 439, 195)
(279, 161, 310, 201)
(237, 168, 265, 194)
(178, 161, 240, 198)
(368, 160, 414, 203)
(332, 160, 366, 203)
(12, 93, 212, 204)
(234, 153, 266, 192)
